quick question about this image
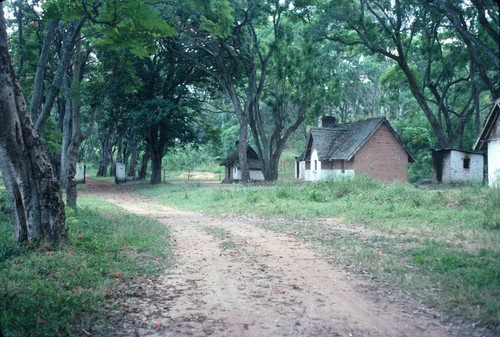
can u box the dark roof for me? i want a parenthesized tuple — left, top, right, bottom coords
(432, 148, 483, 156)
(474, 99, 500, 151)
(303, 117, 416, 162)
(220, 145, 262, 170)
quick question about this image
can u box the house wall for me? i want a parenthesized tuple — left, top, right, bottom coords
(296, 161, 305, 179)
(446, 150, 483, 184)
(307, 145, 321, 181)
(304, 157, 355, 181)
(232, 166, 265, 181)
(354, 124, 408, 183)
(488, 140, 500, 187)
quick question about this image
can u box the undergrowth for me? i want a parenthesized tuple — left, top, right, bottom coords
(0, 193, 172, 337)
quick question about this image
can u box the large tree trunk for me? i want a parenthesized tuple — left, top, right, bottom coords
(97, 137, 113, 176)
(138, 152, 149, 180)
(0, 5, 66, 246)
(150, 149, 163, 184)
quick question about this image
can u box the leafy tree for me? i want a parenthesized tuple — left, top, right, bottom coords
(176, 0, 329, 182)
(317, 0, 498, 149)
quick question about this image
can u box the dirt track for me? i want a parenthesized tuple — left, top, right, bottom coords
(83, 180, 458, 337)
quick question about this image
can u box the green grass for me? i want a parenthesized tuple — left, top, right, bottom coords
(0, 194, 172, 337)
(138, 177, 500, 331)
(204, 226, 236, 250)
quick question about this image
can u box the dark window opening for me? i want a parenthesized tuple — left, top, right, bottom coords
(314, 160, 318, 171)
(463, 158, 470, 169)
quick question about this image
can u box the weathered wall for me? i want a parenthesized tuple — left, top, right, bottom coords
(354, 124, 408, 183)
(447, 150, 483, 184)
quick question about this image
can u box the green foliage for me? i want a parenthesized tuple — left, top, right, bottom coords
(0, 196, 172, 336)
(43, 0, 176, 57)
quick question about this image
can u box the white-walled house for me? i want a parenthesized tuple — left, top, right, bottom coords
(431, 149, 484, 184)
(474, 99, 500, 187)
(297, 117, 415, 183)
(220, 145, 264, 183)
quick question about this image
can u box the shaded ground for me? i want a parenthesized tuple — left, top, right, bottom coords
(82, 180, 475, 337)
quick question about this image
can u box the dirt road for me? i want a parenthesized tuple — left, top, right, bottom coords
(84, 181, 456, 337)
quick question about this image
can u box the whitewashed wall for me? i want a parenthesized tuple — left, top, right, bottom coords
(488, 140, 500, 187)
(441, 150, 483, 184)
(232, 166, 265, 181)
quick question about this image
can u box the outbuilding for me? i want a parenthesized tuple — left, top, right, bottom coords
(298, 116, 415, 183)
(474, 99, 500, 187)
(431, 149, 484, 184)
(220, 145, 264, 183)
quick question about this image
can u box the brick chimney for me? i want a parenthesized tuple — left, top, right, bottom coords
(320, 116, 336, 128)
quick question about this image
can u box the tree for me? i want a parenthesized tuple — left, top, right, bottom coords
(318, 0, 498, 148)
(127, 48, 217, 184)
(0, 2, 66, 246)
(177, 0, 326, 182)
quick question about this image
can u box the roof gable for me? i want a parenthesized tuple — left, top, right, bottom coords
(303, 117, 416, 162)
(220, 145, 261, 169)
(474, 99, 500, 151)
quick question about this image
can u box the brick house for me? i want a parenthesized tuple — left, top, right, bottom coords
(297, 117, 415, 183)
(474, 99, 500, 187)
(220, 144, 264, 183)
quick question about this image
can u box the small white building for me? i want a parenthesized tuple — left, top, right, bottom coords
(474, 99, 500, 187)
(432, 149, 484, 184)
(220, 145, 265, 183)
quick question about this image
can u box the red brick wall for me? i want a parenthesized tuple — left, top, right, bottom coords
(353, 124, 409, 183)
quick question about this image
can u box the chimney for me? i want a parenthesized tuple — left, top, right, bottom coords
(320, 116, 336, 128)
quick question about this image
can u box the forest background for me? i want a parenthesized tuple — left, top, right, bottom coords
(0, 0, 498, 244)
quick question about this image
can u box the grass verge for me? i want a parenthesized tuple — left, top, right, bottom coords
(0, 194, 172, 337)
(138, 177, 500, 333)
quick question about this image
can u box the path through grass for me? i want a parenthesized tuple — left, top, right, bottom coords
(139, 178, 500, 333)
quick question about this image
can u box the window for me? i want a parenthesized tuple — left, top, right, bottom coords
(463, 158, 470, 169)
(314, 160, 317, 171)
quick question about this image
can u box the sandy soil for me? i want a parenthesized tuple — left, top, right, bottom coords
(82, 180, 464, 337)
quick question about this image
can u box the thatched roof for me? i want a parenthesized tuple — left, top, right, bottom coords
(220, 145, 262, 170)
(303, 117, 416, 162)
(474, 99, 500, 152)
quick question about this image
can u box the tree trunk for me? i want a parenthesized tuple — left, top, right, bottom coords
(29, 19, 59, 119)
(128, 143, 138, 177)
(0, 5, 66, 246)
(97, 137, 112, 176)
(60, 77, 72, 188)
(138, 152, 149, 180)
(34, 18, 85, 133)
(64, 37, 83, 208)
(150, 149, 163, 184)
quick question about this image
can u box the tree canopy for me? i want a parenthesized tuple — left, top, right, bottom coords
(1, 0, 498, 243)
